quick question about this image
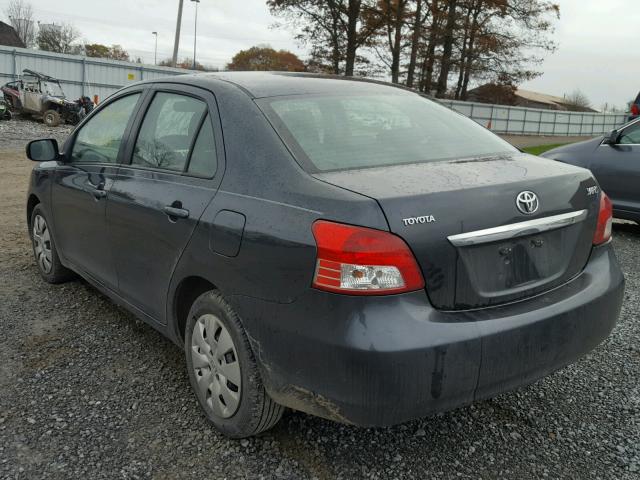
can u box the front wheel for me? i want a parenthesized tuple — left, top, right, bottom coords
(30, 205, 74, 283)
(184, 291, 284, 438)
(43, 109, 61, 127)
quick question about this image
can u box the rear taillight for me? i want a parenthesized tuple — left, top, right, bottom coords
(631, 103, 640, 116)
(311, 220, 425, 295)
(593, 192, 613, 245)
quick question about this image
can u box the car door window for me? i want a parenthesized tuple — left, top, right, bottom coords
(132, 92, 207, 172)
(186, 114, 217, 177)
(70, 93, 140, 164)
(619, 122, 640, 144)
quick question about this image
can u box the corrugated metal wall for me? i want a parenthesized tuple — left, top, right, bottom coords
(440, 99, 628, 136)
(0, 45, 186, 102)
(0, 46, 628, 136)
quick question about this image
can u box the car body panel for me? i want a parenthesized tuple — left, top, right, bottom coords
(51, 164, 120, 288)
(107, 168, 218, 323)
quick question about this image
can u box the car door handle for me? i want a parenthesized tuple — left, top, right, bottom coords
(163, 206, 190, 219)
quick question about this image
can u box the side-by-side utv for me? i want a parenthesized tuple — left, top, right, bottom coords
(1, 69, 93, 126)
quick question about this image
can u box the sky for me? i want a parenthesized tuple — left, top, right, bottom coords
(3, 0, 638, 111)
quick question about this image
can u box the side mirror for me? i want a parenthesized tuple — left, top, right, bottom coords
(603, 129, 620, 145)
(26, 138, 59, 162)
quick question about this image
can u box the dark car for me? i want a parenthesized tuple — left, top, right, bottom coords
(25, 72, 624, 438)
(542, 118, 640, 223)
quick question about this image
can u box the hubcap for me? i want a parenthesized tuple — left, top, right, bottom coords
(32, 214, 52, 274)
(191, 314, 242, 418)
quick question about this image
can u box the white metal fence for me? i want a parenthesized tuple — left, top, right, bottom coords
(0, 46, 628, 136)
(440, 99, 628, 136)
(0, 45, 187, 102)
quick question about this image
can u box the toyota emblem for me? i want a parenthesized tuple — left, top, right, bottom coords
(516, 191, 539, 215)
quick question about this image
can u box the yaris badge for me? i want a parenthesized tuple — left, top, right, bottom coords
(516, 191, 539, 215)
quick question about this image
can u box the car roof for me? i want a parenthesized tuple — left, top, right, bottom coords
(148, 71, 418, 99)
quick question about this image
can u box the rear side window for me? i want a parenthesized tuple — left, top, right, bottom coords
(262, 93, 517, 172)
(132, 92, 207, 172)
(187, 115, 217, 177)
(70, 93, 140, 164)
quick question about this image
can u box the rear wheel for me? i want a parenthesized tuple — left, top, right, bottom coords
(30, 205, 74, 283)
(184, 291, 284, 438)
(43, 109, 61, 127)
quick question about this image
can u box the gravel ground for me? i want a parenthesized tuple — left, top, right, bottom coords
(0, 118, 73, 151)
(0, 120, 638, 479)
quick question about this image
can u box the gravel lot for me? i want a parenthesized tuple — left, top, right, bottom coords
(0, 120, 638, 479)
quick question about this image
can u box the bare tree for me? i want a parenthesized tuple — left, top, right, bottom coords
(371, 0, 410, 84)
(434, 0, 457, 97)
(406, 0, 427, 88)
(267, 0, 560, 94)
(564, 90, 591, 111)
(36, 23, 81, 54)
(268, 0, 380, 76)
(4, 0, 36, 47)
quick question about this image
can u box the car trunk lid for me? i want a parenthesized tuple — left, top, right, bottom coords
(314, 153, 600, 310)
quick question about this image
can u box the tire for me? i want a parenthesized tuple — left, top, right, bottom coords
(30, 205, 74, 283)
(184, 291, 284, 438)
(43, 109, 61, 127)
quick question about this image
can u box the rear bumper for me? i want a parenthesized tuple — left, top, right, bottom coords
(231, 243, 624, 426)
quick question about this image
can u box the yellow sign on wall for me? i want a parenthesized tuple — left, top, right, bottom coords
(127, 73, 136, 81)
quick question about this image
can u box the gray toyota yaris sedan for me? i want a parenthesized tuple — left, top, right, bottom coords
(25, 72, 624, 438)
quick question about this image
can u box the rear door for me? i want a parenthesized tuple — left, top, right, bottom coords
(51, 91, 144, 289)
(591, 120, 640, 214)
(107, 84, 224, 323)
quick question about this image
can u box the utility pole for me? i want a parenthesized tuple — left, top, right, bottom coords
(171, 0, 184, 67)
(152, 31, 158, 65)
(191, 0, 200, 70)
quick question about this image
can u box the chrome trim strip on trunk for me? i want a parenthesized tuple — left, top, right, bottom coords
(447, 210, 589, 247)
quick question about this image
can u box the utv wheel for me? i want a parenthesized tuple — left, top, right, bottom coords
(30, 205, 74, 283)
(43, 109, 61, 127)
(185, 291, 284, 438)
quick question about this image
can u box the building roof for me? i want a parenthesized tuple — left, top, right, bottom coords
(514, 88, 569, 107)
(466, 84, 598, 112)
(0, 21, 25, 48)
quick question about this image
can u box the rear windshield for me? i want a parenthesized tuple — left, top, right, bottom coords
(260, 93, 517, 172)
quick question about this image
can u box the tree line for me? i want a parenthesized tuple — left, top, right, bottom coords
(5, 0, 561, 100)
(267, 0, 560, 99)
